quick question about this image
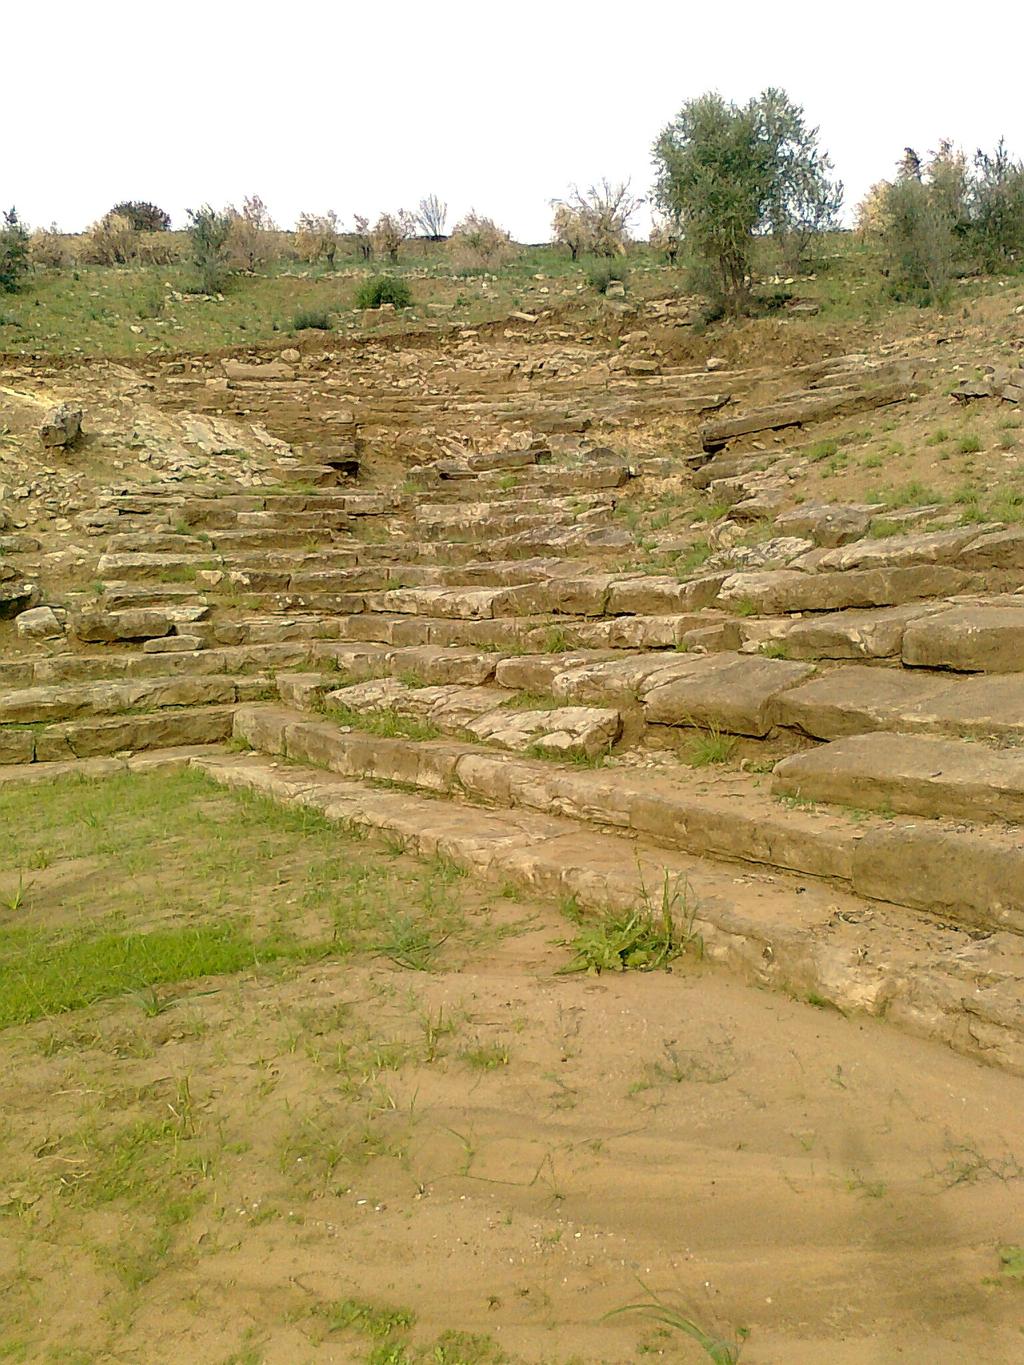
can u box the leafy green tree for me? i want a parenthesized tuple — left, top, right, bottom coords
(108, 201, 172, 232)
(185, 205, 232, 293)
(0, 207, 30, 293)
(653, 89, 841, 309)
(756, 87, 843, 270)
(653, 93, 770, 310)
(881, 175, 955, 303)
(970, 139, 1024, 270)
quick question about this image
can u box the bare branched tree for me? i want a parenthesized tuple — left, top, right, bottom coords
(353, 215, 373, 260)
(295, 210, 341, 267)
(552, 180, 642, 257)
(416, 193, 448, 240)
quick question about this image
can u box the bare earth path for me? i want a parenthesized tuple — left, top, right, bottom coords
(1, 775, 1023, 1364)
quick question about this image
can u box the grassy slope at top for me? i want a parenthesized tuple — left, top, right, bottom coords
(5, 232, 1019, 360)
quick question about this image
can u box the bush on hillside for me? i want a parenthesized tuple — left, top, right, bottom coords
(586, 258, 628, 294)
(448, 212, 515, 267)
(83, 213, 138, 265)
(354, 276, 412, 309)
(28, 225, 69, 268)
(653, 88, 842, 310)
(108, 201, 172, 232)
(0, 208, 29, 292)
(185, 205, 232, 293)
(295, 210, 341, 267)
(293, 308, 332, 330)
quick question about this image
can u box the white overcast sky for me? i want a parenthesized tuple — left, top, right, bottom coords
(7, 0, 1023, 240)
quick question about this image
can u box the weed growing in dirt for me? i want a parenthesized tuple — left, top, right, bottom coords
(560, 869, 700, 974)
(459, 1039, 511, 1070)
(607, 1290, 748, 1362)
(686, 723, 737, 766)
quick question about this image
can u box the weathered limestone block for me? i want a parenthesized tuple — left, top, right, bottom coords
(774, 503, 873, 547)
(779, 605, 936, 661)
(773, 732, 1024, 823)
(642, 653, 815, 736)
(74, 609, 173, 643)
(466, 705, 621, 758)
(718, 566, 973, 615)
(775, 666, 1024, 742)
(15, 606, 65, 640)
(40, 403, 83, 448)
(902, 605, 1024, 672)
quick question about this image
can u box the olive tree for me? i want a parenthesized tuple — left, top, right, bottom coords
(653, 89, 842, 309)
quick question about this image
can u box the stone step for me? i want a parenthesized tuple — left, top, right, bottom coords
(305, 647, 818, 744)
(360, 572, 724, 622)
(99, 583, 208, 611)
(902, 605, 1024, 673)
(793, 526, 999, 574)
(314, 677, 622, 759)
(228, 709, 1024, 952)
(313, 642, 621, 688)
(0, 674, 269, 726)
(755, 604, 940, 661)
(203, 556, 580, 595)
(21, 642, 317, 686)
(1, 706, 237, 764)
(97, 552, 223, 581)
(549, 650, 816, 738)
(322, 610, 709, 652)
(267, 462, 340, 487)
(0, 746, 226, 789)
(773, 732, 1024, 826)
(106, 531, 208, 554)
(776, 666, 1024, 743)
(259, 491, 402, 516)
(410, 493, 614, 525)
(414, 511, 584, 543)
(414, 464, 631, 498)
(233, 509, 355, 531)
(202, 529, 352, 553)
(718, 565, 987, 615)
(355, 525, 634, 563)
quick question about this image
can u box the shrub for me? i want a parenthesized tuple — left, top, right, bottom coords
(352, 214, 373, 261)
(226, 194, 276, 272)
(881, 175, 955, 303)
(28, 223, 67, 269)
(83, 212, 138, 265)
(552, 180, 640, 258)
(371, 211, 414, 263)
(970, 139, 1024, 271)
(185, 205, 232, 293)
(0, 208, 29, 292)
(448, 211, 515, 267)
(135, 232, 180, 266)
(551, 203, 592, 260)
(295, 210, 340, 267)
(586, 259, 628, 294)
(354, 276, 412, 309)
(649, 217, 680, 264)
(108, 201, 171, 232)
(293, 309, 332, 330)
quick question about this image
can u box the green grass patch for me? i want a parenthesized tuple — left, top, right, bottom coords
(0, 922, 321, 1029)
(322, 701, 442, 742)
